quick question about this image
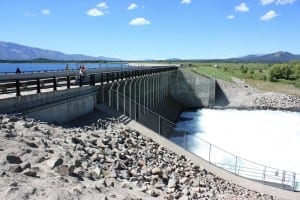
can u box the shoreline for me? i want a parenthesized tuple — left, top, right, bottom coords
(210, 105, 300, 112)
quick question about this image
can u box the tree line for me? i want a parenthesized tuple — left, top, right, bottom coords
(268, 62, 300, 81)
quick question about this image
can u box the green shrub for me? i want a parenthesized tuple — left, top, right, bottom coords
(242, 67, 248, 73)
(268, 64, 294, 81)
(263, 75, 267, 81)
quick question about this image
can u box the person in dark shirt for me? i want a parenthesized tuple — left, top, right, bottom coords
(16, 67, 21, 73)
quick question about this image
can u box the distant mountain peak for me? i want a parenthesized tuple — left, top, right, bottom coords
(238, 51, 300, 63)
(0, 41, 119, 61)
(271, 51, 292, 57)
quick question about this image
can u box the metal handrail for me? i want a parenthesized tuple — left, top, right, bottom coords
(109, 89, 300, 191)
(0, 66, 178, 97)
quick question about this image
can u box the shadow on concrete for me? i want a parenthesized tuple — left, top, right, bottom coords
(171, 70, 205, 108)
(152, 96, 183, 122)
(214, 81, 229, 106)
(64, 104, 132, 128)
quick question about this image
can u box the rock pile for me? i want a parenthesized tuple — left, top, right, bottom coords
(0, 114, 278, 199)
(254, 93, 300, 110)
(216, 79, 300, 110)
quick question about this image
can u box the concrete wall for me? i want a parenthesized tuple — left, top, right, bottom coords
(100, 69, 216, 123)
(99, 71, 172, 120)
(0, 86, 96, 124)
(27, 93, 95, 124)
(170, 69, 215, 107)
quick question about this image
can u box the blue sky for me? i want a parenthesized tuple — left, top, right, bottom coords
(1, 0, 300, 60)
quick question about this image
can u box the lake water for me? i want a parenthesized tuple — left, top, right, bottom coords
(0, 63, 129, 73)
(173, 109, 300, 174)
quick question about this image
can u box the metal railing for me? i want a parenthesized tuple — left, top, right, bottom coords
(0, 62, 131, 75)
(0, 66, 177, 97)
(108, 89, 300, 192)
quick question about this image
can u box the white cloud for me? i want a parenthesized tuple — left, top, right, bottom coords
(227, 15, 235, 19)
(86, 8, 104, 16)
(41, 9, 50, 15)
(235, 3, 249, 12)
(276, 0, 296, 4)
(260, 0, 275, 5)
(97, 2, 108, 9)
(129, 17, 151, 26)
(260, 10, 278, 21)
(128, 3, 138, 10)
(87, 2, 108, 17)
(180, 0, 192, 4)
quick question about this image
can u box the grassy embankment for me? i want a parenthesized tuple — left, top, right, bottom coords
(186, 63, 300, 97)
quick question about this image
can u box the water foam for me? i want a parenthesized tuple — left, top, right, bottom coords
(176, 109, 300, 173)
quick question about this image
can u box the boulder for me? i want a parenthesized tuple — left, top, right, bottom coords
(151, 167, 162, 175)
(6, 155, 22, 164)
(46, 157, 63, 169)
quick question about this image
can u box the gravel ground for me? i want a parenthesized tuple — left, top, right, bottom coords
(0, 114, 281, 200)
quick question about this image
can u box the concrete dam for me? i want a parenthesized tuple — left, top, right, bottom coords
(0, 66, 299, 200)
(0, 67, 215, 123)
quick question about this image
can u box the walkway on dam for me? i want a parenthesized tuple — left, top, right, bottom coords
(0, 66, 177, 99)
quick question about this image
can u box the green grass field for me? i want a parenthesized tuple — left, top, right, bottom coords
(191, 66, 232, 82)
(185, 62, 300, 96)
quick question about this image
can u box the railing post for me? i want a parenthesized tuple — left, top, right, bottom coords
(79, 75, 83, 87)
(106, 73, 110, 84)
(53, 77, 57, 91)
(16, 79, 21, 96)
(67, 76, 70, 89)
(37, 78, 41, 93)
(129, 80, 132, 117)
(123, 81, 128, 115)
(90, 74, 95, 86)
(143, 78, 146, 114)
(109, 87, 111, 107)
(100, 73, 104, 85)
(134, 79, 137, 121)
(138, 78, 142, 120)
(116, 83, 121, 111)
(111, 73, 114, 82)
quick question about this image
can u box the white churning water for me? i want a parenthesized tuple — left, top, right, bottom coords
(175, 109, 300, 173)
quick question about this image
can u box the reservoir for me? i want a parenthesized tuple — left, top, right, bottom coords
(0, 63, 130, 73)
(171, 109, 300, 188)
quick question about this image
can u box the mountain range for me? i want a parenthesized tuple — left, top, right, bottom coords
(1, 41, 300, 62)
(0, 41, 118, 61)
(234, 51, 300, 63)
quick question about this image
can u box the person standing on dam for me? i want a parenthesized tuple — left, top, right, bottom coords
(16, 67, 21, 74)
(79, 65, 87, 77)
